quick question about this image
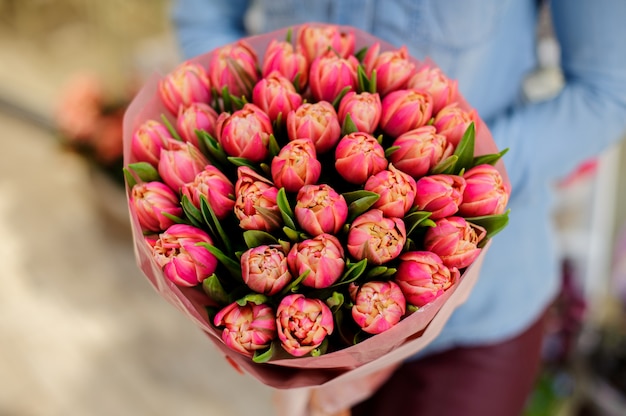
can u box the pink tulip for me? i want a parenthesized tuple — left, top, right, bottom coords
(271, 138, 321, 193)
(181, 165, 235, 220)
(208, 40, 259, 98)
(337, 91, 382, 134)
(407, 65, 459, 114)
(151, 224, 217, 286)
(234, 167, 282, 232)
(335, 132, 388, 185)
(241, 245, 292, 296)
(287, 234, 345, 289)
(414, 174, 466, 219)
(388, 126, 452, 179)
(130, 119, 175, 166)
(214, 301, 277, 357)
(130, 181, 183, 233)
(364, 164, 417, 218)
(159, 61, 211, 115)
(309, 52, 359, 103)
(276, 293, 334, 357)
(362, 43, 416, 96)
(252, 71, 303, 123)
(347, 209, 406, 265)
(215, 103, 273, 163)
(286, 101, 341, 154)
(352, 281, 406, 334)
(294, 184, 348, 236)
(380, 89, 434, 138)
(458, 164, 510, 217)
(424, 216, 487, 269)
(176, 102, 219, 148)
(395, 251, 459, 307)
(262, 39, 309, 91)
(296, 24, 355, 63)
(158, 141, 209, 192)
(432, 103, 478, 147)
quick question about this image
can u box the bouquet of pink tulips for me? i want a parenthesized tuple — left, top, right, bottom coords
(123, 24, 510, 392)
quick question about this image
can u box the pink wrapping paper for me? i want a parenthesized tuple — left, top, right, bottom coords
(123, 24, 509, 414)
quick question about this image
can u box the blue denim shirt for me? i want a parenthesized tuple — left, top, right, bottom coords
(171, 0, 626, 354)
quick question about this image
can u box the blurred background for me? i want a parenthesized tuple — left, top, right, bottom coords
(0, 1, 625, 415)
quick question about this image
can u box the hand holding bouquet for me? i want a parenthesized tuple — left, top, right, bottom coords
(123, 24, 510, 400)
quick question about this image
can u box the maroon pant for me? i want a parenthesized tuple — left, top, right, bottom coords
(352, 312, 547, 416)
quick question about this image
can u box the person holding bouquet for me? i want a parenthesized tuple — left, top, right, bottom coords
(168, 0, 626, 414)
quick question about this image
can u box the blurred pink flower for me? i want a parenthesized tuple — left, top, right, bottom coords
(352, 281, 406, 334)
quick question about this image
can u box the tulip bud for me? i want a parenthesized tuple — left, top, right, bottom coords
(131, 119, 175, 166)
(208, 40, 259, 99)
(181, 165, 235, 220)
(424, 217, 486, 269)
(130, 181, 183, 233)
(362, 43, 416, 96)
(286, 101, 341, 154)
(215, 103, 273, 163)
(414, 174, 466, 219)
(157, 141, 209, 192)
(252, 71, 303, 123)
(276, 293, 334, 357)
(432, 103, 477, 147)
(352, 281, 406, 334)
(395, 251, 459, 307)
(262, 39, 309, 91)
(458, 164, 510, 217)
(294, 184, 348, 236)
(176, 102, 219, 148)
(309, 52, 359, 103)
(214, 301, 277, 357)
(408, 66, 458, 114)
(337, 91, 382, 134)
(234, 167, 282, 232)
(271, 138, 322, 193)
(335, 132, 388, 185)
(296, 24, 355, 63)
(287, 234, 345, 289)
(151, 224, 217, 286)
(241, 245, 292, 295)
(347, 209, 406, 265)
(364, 164, 417, 218)
(159, 61, 211, 115)
(388, 126, 452, 179)
(380, 89, 433, 138)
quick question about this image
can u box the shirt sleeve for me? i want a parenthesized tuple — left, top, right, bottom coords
(170, 0, 251, 59)
(486, 0, 626, 192)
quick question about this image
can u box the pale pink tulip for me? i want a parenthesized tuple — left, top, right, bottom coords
(208, 40, 259, 98)
(414, 174, 466, 219)
(252, 71, 303, 123)
(364, 164, 417, 217)
(181, 165, 235, 220)
(458, 164, 510, 217)
(271, 138, 321, 193)
(159, 61, 211, 115)
(424, 216, 486, 269)
(309, 52, 359, 103)
(286, 101, 341, 154)
(276, 294, 334, 357)
(130, 181, 182, 233)
(131, 119, 175, 166)
(296, 24, 355, 62)
(432, 103, 478, 147)
(214, 301, 277, 357)
(334, 132, 388, 185)
(407, 66, 458, 114)
(151, 224, 217, 286)
(337, 91, 382, 134)
(395, 251, 459, 307)
(158, 141, 209, 192)
(241, 245, 292, 296)
(294, 184, 348, 236)
(362, 43, 416, 96)
(287, 234, 345, 289)
(215, 103, 273, 163)
(352, 281, 406, 334)
(234, 167, 282, 232)
(380, 89, 433, 138)
(176, 102, 219, 148)
(262, 39, 309, 91)
(388, 126, 452, 178)
(347, 209, 406, 265)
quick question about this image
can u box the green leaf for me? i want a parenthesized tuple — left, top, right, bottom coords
(196, 129, 229, 168)
(227, 157, 259, 171)
(252, 343, 275, 363)
(473, 148, 509, 167)
(353, 330, 370, 345)
(124, 162, 161, 184)
(404, 211, 434, 236)
(268, 134, 281, 158)
(279, 269, 310, 296)
(180, 195, 204, 228)
(196, 242, 242, 281)
(221, 86, 232, 112)
(123, 167, 137, 188)
(368, 69, 377, 94)
(243, 230, 279, 248)
(466, 209, 510, 241)
(341, 113, 359, 136)
(310, 338, 329, 357)
(354, 46, 368, 62)
(160, 113, 183, 142)
(235, 293, 269, 306)
(200, 196, 232, 254)
(333, 259, 368, 287)
(282, 226, 301, 242)
(276, 188, 297, 230)
(161, 212, 187, 225)
(384, 145, 400, 158)
(202, 273, 230, 305)
(347, 193, 380, 222)
(407, 304, 419, 314)
(326, 292, 345, 314)
(357, 64, 370, 94)
(365, 266, 392, 279)
(452, 122, 476, 173)
(430, 155, 458, 175)
(331, 86, 353, 110)
(285, 27, 293, 43)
